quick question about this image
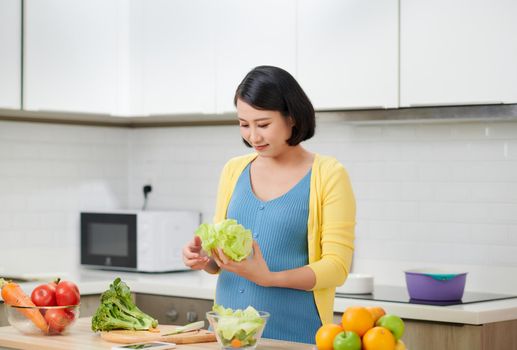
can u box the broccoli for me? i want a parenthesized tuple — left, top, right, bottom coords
(91, 277, 158, 332)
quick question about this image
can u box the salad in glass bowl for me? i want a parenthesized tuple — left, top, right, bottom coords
(207, 304, 269, 350)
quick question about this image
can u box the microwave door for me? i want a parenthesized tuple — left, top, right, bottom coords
(81, 213, 137, 269)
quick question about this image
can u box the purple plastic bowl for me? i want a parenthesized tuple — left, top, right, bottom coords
(405, 270, 467, 301)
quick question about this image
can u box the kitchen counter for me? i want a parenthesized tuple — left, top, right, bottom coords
(0, 317, 314, 350)
(2, 269, 517, 326)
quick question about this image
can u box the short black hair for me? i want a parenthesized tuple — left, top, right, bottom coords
(234, 65, 315, 147)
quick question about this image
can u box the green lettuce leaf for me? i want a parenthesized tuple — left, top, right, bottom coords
(195, 219, 252, 262)
(212, 304, 265, 346)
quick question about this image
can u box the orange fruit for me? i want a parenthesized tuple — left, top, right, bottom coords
(362, 326, 396, 350)
(315, 323, 343, 350)
(341, 306, 374, 337)
(366, 306, 386, 323)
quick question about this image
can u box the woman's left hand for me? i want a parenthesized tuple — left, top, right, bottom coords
(212, 241, 272, 287)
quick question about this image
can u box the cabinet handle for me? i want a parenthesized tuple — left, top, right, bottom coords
(186, 311, 198, 323)
(166, 309, 179, 322)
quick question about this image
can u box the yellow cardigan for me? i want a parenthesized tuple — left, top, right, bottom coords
(213, 153, 356, 324)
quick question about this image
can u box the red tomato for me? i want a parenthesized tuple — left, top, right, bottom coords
(55, 280, 80, 306)
(31, 284, 57, 306)
(45, 308, 73, 333)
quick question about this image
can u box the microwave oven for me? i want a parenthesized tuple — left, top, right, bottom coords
(80, 210, 200, 272)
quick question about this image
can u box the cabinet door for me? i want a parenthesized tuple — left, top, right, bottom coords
(24, 0, 124, 114)
(138, 0, 216, 115)
(400, 0, 517, 106)
(77, 294, 101, 318)
(135, 294, 213, 326)
(0, 0, 21, 109)
(297, 0, 398, 110)
(215, 0, 297, 113)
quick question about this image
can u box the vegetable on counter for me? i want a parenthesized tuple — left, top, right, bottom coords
(91, 277, 158, 332)
(195, 219, 253, 262)
(0, 278, 49, 333)
(212, 304, 265, 348)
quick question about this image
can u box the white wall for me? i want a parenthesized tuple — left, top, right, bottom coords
(128, 118, 517, 294)
(1, 117, 517, 294)
(0, 121, 129, 275)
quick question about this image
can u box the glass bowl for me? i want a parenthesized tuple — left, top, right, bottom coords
(4, 304, 80, 335)
(206, 310, 269, 350)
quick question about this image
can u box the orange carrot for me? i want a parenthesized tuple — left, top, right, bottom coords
(0, 278, 49, 333)
(231, 338, 242, 348)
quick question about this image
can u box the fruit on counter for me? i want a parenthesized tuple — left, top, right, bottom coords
(315, 323, 343, 350)
(366, 306, 386, 323)
(332, 330, 361, 350)
(362, 326, 396, 350)
(195, 219, 253, 262)
(91, 277, 158, 332)
(341, 306, 374, 337)
(314, 305, 406, 350)
(30, 278, 81, 307)
(44, 308, 74, 333)
(211, 304, 266, 348)
(395, 339, 407, 350)
(376, 314, 405, 341)
(0, 278, 49, 333)
(31, 282, 57, 307)
(55, 279, 80, 306)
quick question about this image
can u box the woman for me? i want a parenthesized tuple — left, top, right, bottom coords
(182, 65, 355, 344)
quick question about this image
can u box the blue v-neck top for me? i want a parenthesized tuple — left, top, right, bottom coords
(215, 163, 321, 344)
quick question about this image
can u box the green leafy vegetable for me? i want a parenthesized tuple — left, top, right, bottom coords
(212, 304, 266, 347)
(196, 219, 253, 262)
(91, 277, 158, 332)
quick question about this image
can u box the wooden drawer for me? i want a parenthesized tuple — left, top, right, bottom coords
(135, 294, 213, 327)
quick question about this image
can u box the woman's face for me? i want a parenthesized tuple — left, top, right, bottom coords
(236, 99, 294, 157)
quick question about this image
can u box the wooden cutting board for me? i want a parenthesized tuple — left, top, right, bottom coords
(100, 325, 216, 344)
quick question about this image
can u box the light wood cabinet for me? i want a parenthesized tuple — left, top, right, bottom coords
(297, 0, 398, 110)
(0, 303, 7, 327)
(400, 0, 517, 107)
(0, 0, 21, 110)
(403, 318, 517, 350)
(78, 294, 101, 318)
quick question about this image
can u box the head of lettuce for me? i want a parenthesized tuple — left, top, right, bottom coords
(195, 219, 253, 262)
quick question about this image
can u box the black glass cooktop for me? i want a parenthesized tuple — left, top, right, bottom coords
(336, 285, 517, 306)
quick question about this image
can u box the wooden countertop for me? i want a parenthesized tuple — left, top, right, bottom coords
(0, 317, 315, 350)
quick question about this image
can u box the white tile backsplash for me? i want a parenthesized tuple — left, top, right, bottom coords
(2, 118, 517, 293)
(0, 121, 129, 273)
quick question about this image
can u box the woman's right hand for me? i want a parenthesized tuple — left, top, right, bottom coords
(182, 236, 211, 270)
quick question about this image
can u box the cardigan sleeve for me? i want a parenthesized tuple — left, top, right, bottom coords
(309, 162, 356, 290)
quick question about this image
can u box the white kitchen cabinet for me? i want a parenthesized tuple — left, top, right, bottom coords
(0, 0, 21, 110)
(297, 0, 398, 110)
(400, 0, 517, 107)
(215, 0, 297, 113)
(24, 0, 127, 115)
(137, 0, 216, 115)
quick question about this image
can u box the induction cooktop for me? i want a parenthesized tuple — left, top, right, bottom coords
(335, 285, 517, 306)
